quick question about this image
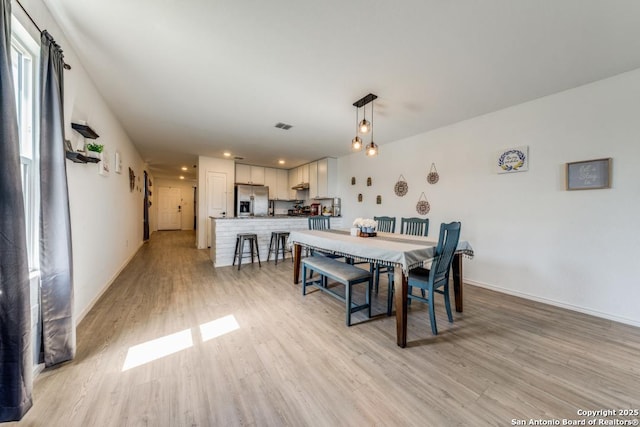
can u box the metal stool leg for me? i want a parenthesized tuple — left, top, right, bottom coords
(232, 237, 240, 266)
(274, 234, 281, 265)
(267, 233, 275, 262)
(254, 237, 261, 267)
(238, 236, 245, 270)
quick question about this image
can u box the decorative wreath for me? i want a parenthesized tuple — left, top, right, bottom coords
(427, 163, 439, 184)
(416, 192, 431, 215)
(498, 149, 526, 172)
(394, 174, 408, 197)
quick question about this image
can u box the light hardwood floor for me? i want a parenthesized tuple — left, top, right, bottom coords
(10, 231, 640, 426)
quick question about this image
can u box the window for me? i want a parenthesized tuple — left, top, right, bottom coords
(11, 17, 39, 271)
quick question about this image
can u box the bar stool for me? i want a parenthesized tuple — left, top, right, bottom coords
(267, 231, 292, 264)
(232, 233, 261, 270)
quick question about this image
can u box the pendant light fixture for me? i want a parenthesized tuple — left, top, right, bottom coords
(365, 97, 378, 157)
(351, 93, 378, 157)
(359, 103, 371, 134)
(351, 106, 363, 151)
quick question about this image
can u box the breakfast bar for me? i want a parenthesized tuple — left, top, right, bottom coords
(210, 216, 344, 267)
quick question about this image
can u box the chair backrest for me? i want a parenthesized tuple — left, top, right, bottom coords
(430, 222, 461, 285)
(400, 217, 429, 236)
(374, 216, 396, 233)
(308, 216, 330, 230)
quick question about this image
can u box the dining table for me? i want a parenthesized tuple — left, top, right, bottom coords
(288, 229, 474, 348)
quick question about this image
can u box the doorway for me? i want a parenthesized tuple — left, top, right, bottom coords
(158, 187, 182, 230)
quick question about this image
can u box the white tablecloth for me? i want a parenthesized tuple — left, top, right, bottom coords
(289, 229, 474, 274)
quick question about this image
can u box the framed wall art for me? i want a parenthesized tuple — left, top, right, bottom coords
(566, 158, 611, 191)
(99, 150, 110, 176)
(114, 151, 122, 174)
(497, 146, 529, 174)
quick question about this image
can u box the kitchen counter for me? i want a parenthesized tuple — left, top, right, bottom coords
(210, 216, 344, 267)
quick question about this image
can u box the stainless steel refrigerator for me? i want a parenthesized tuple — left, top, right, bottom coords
(234, 185, 269, 217)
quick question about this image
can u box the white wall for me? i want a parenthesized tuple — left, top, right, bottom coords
(339, 69, 640, 327)
(153, 178, 196, 232)
(14, 0, 148, 325)
(197, 156, 235, 248)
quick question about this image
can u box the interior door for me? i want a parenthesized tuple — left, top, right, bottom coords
(206, 171, 227, 247)
(158, 187, 182, 230)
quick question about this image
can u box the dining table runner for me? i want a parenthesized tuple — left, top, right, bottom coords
(288, 229, 474, 274)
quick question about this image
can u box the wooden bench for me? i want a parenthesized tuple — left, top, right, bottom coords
(302, 255, 372, 326)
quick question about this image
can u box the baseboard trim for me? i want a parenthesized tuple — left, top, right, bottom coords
(75, 241, 145, 326)
(465, 279, 640, 328)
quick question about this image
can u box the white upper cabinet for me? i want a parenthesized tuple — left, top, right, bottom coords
(235, 164, 265, 185)
(264, 168, 277, 198)
(235, 164, 251, 184)
(308, 161, 318, 198)
(288, 167, 298, 199)
(238, 159, 334, 199)
(317, 158, 337, 198)
(277, 169, 290, 200)
(250, 166, 265, 185)
(264, 167, 290, 200)
(300, 163, 309, 183)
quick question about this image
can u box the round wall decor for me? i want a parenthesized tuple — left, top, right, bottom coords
(394, 174, 408, 197)
(416, 192, 431, 215)
(427, 163, 439, 184)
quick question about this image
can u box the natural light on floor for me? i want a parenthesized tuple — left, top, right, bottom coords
(122, 329, 193, 371)
(199, 314, 240, 342)
(121, 315, 240, 371)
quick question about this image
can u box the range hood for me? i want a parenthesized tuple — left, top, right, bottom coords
(291, 182, 309, 190)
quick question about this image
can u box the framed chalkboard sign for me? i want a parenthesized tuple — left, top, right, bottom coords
(566, 158, 611, 190)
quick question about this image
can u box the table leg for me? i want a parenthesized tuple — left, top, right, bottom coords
(293, 243, 302, 284)
(452, 253, 463, 312)
(394, 268, 408, 348)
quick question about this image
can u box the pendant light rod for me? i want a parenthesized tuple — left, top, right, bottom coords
(352, 93, 378, 108)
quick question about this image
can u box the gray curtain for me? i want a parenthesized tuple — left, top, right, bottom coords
(0, 0, 33, 421)
(39, 30, 75, 366)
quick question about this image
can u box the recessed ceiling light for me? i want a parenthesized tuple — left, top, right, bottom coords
(179, 176, 185, 180)
(181, 166, 188, 171)
(278, 160, 285, 165)
(223, 152, 231, 157)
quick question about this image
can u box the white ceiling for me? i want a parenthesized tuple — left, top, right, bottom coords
(43, 0, 640, 181)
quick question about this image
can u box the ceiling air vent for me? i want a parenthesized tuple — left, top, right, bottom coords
(275, 122, 293, 130)
(234, 156, 244, 160)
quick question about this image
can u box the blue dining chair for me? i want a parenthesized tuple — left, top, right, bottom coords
(308, 216, 330, 230)
(371, 216, 396, 293)
(406, 221, 461, 335)
(307, 216, 341, 283)
(400, 217, 429, 236)
(384, 217, 430, 309)
(374, 216, 396, 233)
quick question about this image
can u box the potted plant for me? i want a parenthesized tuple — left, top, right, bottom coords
(86, 142, 104, 159)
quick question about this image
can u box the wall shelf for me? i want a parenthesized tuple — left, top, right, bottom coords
(66, 151, 100, 163)
(71, 123, 99, 139)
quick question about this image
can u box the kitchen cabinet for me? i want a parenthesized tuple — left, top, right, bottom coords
(288, 168, 298, 199)
(276, 169, 289, 200)
(235, 164, 265, 185)
(317, 157, 337, 198)
(300, 163, 309, 184)
(264, 168, 277, 198)
(264, 167, 290, 200)
(250, 166, 265, 185)
(308, 161, 318, 198)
